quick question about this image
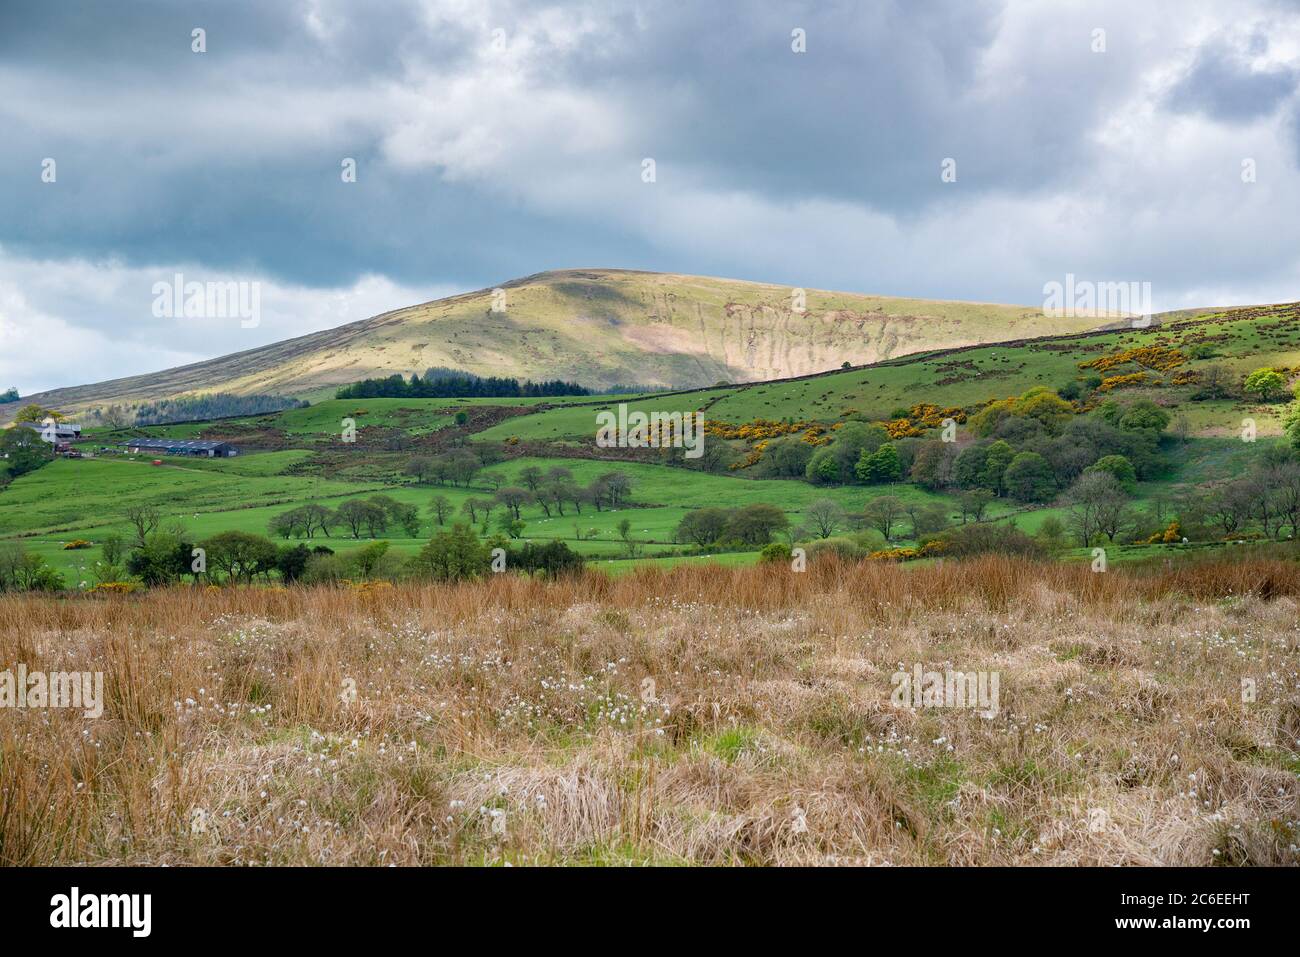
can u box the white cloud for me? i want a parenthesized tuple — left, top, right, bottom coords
(3, 0, 1300, 393)
(366, 0, 1300, 307)
(0, 250, 457, 395)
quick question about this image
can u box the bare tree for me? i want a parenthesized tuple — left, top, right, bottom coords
(98, 405, 135, 430)
(429, 495, 454, 526)
(803, 499, 847, 539)
(863, 495, 905, 542)
(518, 467, 543, 491)
(533, 489, 553, 518)
(124, 504, 162, 547)
(1203, 480, 1254, 537)
(1066, 471, 1132, 545)
(1269, 461, 1300, 539)
(1248, 463, 1300, 540)
(446, 450, 481, 486)
(959, 489, 994, 524)
(599, 472, 633, 507)
(405, 456, 434, 483)
(1197, 364, 1234, 400)
(495, 486, 531, 520)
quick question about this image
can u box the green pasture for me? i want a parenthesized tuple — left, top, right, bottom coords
(477, 306, 1300, 442)
(7, 300, 1300, 586)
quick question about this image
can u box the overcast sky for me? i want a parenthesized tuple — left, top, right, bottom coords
(4, 0, 1300, 395)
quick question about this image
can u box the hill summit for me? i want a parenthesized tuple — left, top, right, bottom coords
(5, 269, 1106, 417)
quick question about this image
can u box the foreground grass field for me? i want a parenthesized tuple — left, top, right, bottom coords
(3, 558, 1297, 866)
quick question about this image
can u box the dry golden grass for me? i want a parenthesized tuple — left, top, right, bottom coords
(2, 557, 1298, 866)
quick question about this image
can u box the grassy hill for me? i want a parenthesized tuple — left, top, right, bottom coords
(474, 300, 1300, 444)
(1, 269, 1109, 421)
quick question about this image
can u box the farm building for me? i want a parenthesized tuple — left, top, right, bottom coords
(17, 421, 82, 441)
(122, 438, 239, 458)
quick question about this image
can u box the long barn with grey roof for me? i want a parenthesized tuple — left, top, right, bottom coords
(121, 438, 239, 457)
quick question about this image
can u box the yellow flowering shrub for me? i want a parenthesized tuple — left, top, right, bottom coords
(867, 547, 919, 562)
(1099, 372, 1151, 391)
(1079, 345, 1185, 373)
(88, 581, 143, 595)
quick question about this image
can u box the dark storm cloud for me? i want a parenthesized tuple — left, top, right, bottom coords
(0, 0, 562, 288)
(0, 0, 462, 77)
(1166, 32, 1298, 122)
(560, 1, 981, 203)
(522, 0, 1134, 210)
(0, 0, 1151, 288)
(3, 0, 1300, 396)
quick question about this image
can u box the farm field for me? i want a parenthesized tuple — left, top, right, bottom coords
(9, 300, 1300, 588)
(259, 396, 611, 436)
(9, 429, 1291, 585)
(8, 450, 1014, 582)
